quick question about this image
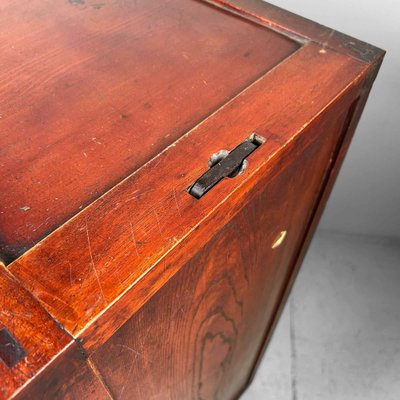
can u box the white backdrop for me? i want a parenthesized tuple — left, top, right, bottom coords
(267, 0, 400, 238)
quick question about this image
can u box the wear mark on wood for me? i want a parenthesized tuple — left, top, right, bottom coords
(68, 261, 74, 286)
(85, 221, 107, 304)
(152, 208, 163, 238)
(321, 29, 335, 49)
(92, 3, 105, 9)
(172, 187, 182, 217)
(129, 222, 140, 257)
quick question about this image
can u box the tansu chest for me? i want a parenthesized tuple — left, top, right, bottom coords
(0, 1, 383, 399)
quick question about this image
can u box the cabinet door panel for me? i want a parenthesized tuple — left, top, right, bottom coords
(90, 105, 352, 399)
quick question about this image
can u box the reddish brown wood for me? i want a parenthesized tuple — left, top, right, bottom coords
(244, 52, 385, 391)
(0, 0, 298, 263)
(14, 346, 111, 400)
(89, 101, 357, 399)
(205, 0, 383, 63)
(0, 266, 70, 399)
(9, 43, 369, 339)
(0, 0, 384, 398)
(0, 267, 110, 399)
(76, 51, 371, 355)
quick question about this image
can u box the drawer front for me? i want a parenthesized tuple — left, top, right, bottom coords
(89, 102, 355, 399)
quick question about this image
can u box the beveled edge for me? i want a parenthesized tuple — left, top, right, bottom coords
(202, 0, 385, 63)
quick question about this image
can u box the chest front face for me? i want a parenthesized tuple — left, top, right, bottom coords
(0, 1, 383, 399)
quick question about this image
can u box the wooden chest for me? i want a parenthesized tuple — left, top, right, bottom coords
(0, 1, 383, 398)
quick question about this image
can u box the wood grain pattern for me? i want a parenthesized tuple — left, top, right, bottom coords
(244, 51, 385, 390)
(0, 0, 298, 262)
(77, 60, 368, 354)
(0, 0, 384, 397)
(90, 101, 354, 399)
(9, 43, 370, 341)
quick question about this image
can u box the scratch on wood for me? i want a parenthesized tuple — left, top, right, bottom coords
(322, 28, 335, 49)
(116, 342, 151, 398)
(119, 355, 135, 399)
(117, 343, 154, 366)
(152, 208, 163, 238)
(45, 290, 78, 310)
(85, 221, 107, 304)
(123, 188, 156, 206)
(0, 311, 32, 319)
(172, 187, 182, 217)
(117, 343, 142, 358)
(129, 222, 140, 257)
(68, 261, 73, 286)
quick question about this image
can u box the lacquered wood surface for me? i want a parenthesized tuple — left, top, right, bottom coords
(90, 102, 353, 399)
(14, 345, 111, 400)
(0, 0, 384, 398)
(0, 266, 112, 399)
(245, 55, 385, 388)
(0, 0, 298, 262)
(9, 43, 369, 341)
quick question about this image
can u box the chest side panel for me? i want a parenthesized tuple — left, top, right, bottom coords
(89, 102, 354, 399)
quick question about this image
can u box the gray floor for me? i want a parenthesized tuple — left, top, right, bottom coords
(241, 230, 400, 400)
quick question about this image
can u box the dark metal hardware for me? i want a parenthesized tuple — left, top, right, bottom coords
(0, 328, 26, 368)
(188, 133, 265, 199)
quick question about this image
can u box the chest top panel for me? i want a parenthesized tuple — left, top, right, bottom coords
(0, 0, 299, 262)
